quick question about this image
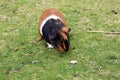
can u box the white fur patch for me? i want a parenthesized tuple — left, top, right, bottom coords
(47, 43, 54, 49)
(40, 15, 61, 35)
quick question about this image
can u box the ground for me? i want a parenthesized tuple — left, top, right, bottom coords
(0, 0, 120, 80)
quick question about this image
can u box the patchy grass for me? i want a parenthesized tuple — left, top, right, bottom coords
(0, 0, 120, 80)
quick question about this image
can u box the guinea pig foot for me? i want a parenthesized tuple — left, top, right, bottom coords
(37, 36, 42, 42)
(47, 43, 54, 49)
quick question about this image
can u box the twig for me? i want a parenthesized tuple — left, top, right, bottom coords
(87, 31, 120, 34)
(58, 75, 65, 80)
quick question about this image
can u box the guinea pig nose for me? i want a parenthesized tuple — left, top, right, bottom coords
(57, 45, 65, 52)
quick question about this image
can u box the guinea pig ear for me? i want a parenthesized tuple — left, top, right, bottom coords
(61, 27, 71, 33)
(61, 27, 68, 33)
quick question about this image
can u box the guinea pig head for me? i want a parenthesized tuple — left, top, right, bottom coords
(48, 27, 71, 52)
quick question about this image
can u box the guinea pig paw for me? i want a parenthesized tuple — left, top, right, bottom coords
(47, 43, 54, 49)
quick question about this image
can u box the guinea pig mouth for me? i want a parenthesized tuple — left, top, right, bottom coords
(51, 43, 66, 52)
(49, 34, 70, 52)
(57, 40, 69, 52)
(57, 45, 66, 52)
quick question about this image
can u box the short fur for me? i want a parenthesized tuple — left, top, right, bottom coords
(38, 8, 71, 52)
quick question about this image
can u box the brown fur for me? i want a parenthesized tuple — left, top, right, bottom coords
(60, 31, 68, 40)
(61, 27, 69, 34)
(38, 8, 70, 52)
(57, 45, 65, 52)
(38, 8, 68, 41)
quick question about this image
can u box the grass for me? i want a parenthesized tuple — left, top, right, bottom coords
(0, 0, 120, 80)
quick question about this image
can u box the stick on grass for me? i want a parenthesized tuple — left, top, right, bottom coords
(87, 31, 120, 34)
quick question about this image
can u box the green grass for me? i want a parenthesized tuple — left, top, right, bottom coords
(0, 0, 120, 80)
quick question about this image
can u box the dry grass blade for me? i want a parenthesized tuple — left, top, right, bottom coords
(87, 31, 120, 34)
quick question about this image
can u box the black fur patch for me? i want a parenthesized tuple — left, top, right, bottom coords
(42, 19, 70, 51)
(42, 19, 64, 43)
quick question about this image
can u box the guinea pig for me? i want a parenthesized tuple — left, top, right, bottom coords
(38, 8, 71, 52)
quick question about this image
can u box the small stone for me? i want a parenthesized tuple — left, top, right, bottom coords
(72, 47, 75, 49)
(70, 60, 77, 64)
(21, 42, 25, 45)
(14, 47, 19, 52)
(31, 60, 38, 64)
(111, 10, 118, 14)
(88, 28, 92, 31)
(73, 73, 79, 77)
